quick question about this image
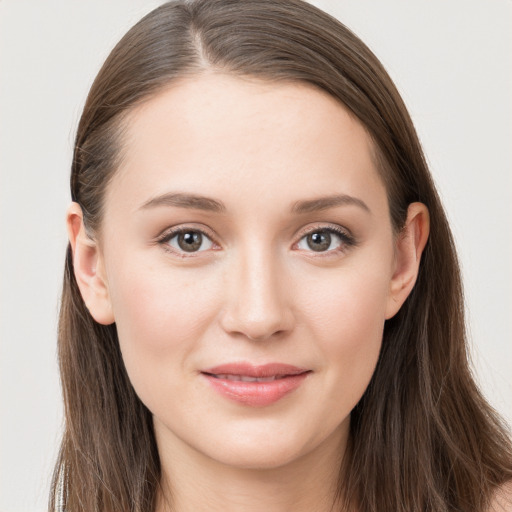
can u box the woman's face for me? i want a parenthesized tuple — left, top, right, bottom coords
(92, 74, 405, 469)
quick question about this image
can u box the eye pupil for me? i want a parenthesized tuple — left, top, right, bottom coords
(307, 231, 331, 252)
(178, 231, 202, 252)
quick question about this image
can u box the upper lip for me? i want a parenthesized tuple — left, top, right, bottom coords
(202, 362, 310, 378)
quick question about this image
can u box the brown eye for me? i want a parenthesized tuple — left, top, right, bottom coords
(306, 231, 332, 252)
(297, 227, 351, 254)
(178, 231, 203, 252)
(166, 230, 214, 253)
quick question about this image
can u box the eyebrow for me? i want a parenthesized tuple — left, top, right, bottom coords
(139, 192, 226, 213)
(291, 194, 371, 215)
(139, 192, 370, 215)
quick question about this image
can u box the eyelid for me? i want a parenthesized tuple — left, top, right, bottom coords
(294, 222, 352, 239)
(292, 223, 356, 254)
(156, 224, 217, 242)
(154, 222, 356, 257)
(155, 224, 221, 256)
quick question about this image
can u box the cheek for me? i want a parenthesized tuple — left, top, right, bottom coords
(298, 263, 390, 403)
(106, 257, 220, 399)
(301, 259, 390, 339)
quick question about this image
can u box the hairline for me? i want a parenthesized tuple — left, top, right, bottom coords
(88, 69, 397, 245)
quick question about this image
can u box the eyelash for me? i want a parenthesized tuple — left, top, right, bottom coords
(294, 225, 356, 256)
(156, 224, 356, 258)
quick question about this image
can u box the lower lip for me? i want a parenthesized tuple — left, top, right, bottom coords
(202, 373, 310, 407)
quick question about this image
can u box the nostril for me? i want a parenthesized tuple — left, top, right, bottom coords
(246, 330, 285, 342)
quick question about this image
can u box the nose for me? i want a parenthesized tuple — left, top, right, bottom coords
(219, 246, 295, 341)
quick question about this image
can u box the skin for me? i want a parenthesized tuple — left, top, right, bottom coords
(68, 74, 430, 512)
(491, 484, 512, 512)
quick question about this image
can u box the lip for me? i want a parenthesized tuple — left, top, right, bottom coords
(201, 362, 311, 407)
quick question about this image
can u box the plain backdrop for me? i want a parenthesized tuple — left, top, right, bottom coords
(0, 1, 510, 510)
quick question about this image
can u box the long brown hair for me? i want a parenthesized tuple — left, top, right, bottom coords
(50, 1, 512, 510)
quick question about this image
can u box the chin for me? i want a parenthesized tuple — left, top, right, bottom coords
(195, 417, 348, 472)
(209, 442, 309, 471)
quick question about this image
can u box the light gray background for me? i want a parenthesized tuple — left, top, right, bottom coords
(1, 1, 510, 510)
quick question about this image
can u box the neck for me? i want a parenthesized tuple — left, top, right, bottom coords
(155, 425, 348, 512)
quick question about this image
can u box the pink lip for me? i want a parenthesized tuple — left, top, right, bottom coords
(201, 362, 311, 407)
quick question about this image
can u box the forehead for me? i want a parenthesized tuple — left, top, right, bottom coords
(107, 73, 386, 217)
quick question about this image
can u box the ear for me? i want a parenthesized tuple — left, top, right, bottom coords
(385, 202, 430, 319)
(66, 202, 115, 325)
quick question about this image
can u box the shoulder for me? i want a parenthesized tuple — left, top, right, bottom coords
(488, 481, 512, 512)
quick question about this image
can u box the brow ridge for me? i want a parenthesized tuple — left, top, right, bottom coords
(139, 192, 370, 215)
(140, 192, 226, 213)
(291, 194, 371, 214)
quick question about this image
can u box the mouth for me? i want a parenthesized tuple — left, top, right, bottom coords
(201, 363, 311, 407)
(206, 374, 289, 382)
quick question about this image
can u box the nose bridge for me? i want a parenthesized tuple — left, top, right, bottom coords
(221, 240, 293, 341)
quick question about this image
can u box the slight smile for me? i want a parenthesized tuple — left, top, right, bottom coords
(201, 363, 312, 407)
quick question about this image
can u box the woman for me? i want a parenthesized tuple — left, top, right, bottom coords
(51, 0, 512, 510)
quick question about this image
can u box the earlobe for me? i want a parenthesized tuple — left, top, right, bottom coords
(385, 202, 430, 319)
(66, 202, 115, 325)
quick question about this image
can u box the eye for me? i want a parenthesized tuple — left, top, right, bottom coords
(161, 228, 215, 254)
(296, 227, 354, 254)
